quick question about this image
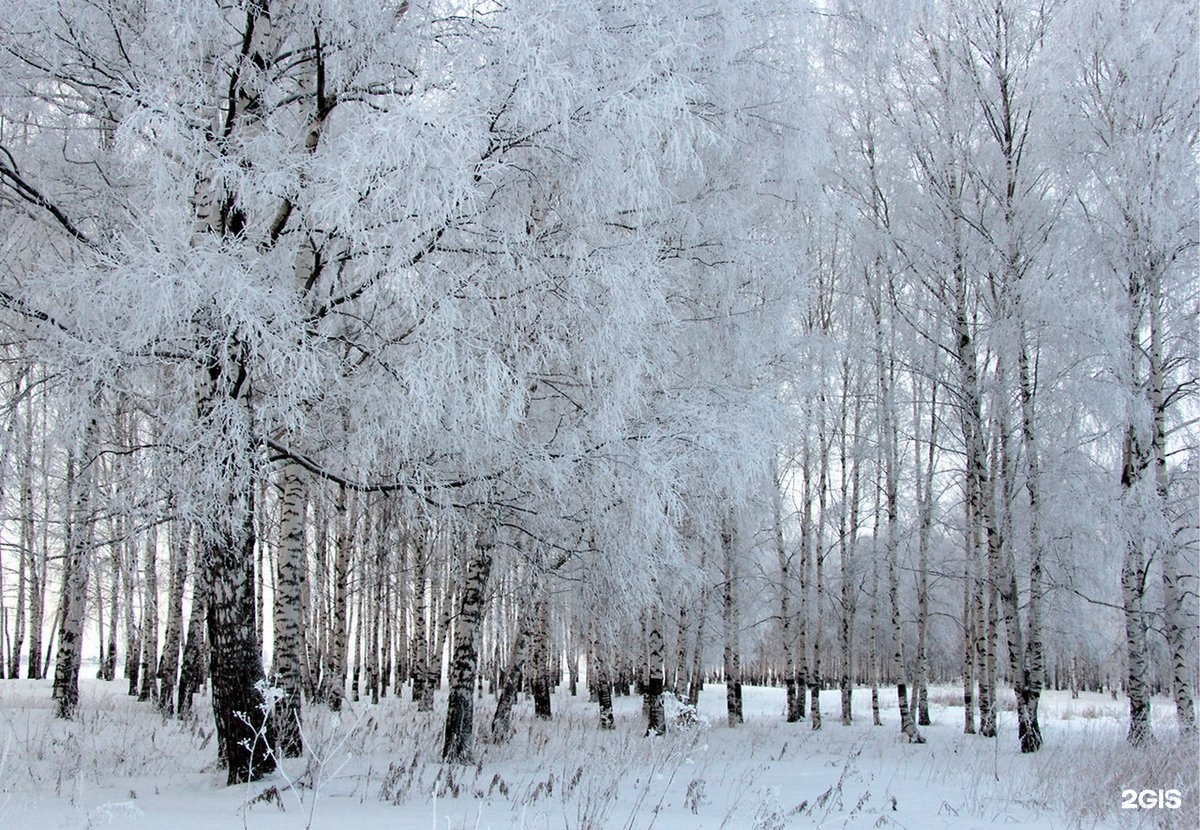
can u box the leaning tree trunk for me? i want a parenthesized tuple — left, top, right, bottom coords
(442, 521, 495, 764)
(272, 462, 307, 756)
(491, 598, 535, 741)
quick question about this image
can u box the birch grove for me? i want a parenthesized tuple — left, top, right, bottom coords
(0, 0, 1193, 789)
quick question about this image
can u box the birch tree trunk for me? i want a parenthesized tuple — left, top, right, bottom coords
(412, 528, 432, 710)
(811, 416, 830, 731)
(645, 605, 666, 736)
(272, 462, 307, 756)
(686, 543, 709, 707)
(122, 520, 140, 695)
(26, 377, 51, 682)
(773, 459, 801, 723)
(912, 373, 937, 727)
(1015, 334, 1045, 750)
(1148, 268, 1196, 733)
(837, 367, 856, 727)
(139, 522, 160, 703)
(52, 424, 98, 719)
(491, 597, 535, 740)
(177, 541, 209, 716)
(962, 496, 976, 735)
(796, 433, 811, 720)
(722, 512, 743, 727)
(102, 544, 119, 682)
(531, 594, 553, 720)
(157, 521, 190, 715)
(203, 490, 276, 783)
(325, 485, 354, 710)
(442, 521, 495, 764)
(869, 474, 883, 727)
(9, 379, 32, 679)
(1121, 417, 1154, 746)
(593, 627, 615, 729)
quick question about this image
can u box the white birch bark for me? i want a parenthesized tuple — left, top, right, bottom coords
(722, 511, 743, 727)
(442, 520, 495, 763)
(272, 462, 307, 755)
(157, 521, 190, 714)
(51, 421, 98, 719)
(138, 521, 160, 703)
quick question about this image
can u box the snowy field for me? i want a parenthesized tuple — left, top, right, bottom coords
(0, 678, 1194, 830)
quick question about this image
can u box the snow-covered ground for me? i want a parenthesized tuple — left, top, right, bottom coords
(0, 677, 1194, 829)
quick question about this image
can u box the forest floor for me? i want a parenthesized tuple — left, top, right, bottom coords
(0, 675, 1194, 830)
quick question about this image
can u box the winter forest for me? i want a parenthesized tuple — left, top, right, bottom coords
(0, 0, 1195, 828)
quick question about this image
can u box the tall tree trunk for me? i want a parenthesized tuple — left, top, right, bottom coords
(686, 544, 709, 707)
(530, 593, 553, 720)
(962, 497, 976, 735)
(430, 557, 453, 702)
(325, 485, 354, 710)
(102, 542, 119, 682)
(811, 415, 830, 731)
(157, 521, 190, 714)
(773, 459, 801, 723)
(442, 522, 495, 764)
(139, 522, 160, 703)
(491, 596, 535, 740)
(9, 394, 32, 679)
(912, 374, 937, 728)
(869, 473, 883, 727)
(412, 528, 432, 710)
(122, 521, 140, 696)
(593, 628, 615, 730)
(27, 387, 51, 682)
(272, 463, 307, 756)
(203, 498, 276, 784)
(645, 605, 666, 736)
(52, 427, 98, 719)
(1147, 269, 1196, 733)
(796, 433, 811, 719)
(177, 540, 209, 716)
(1121, 419, 1153, 746)
(885, 386, 921, 744)
(722, 511, 743, 727)
(837, 368, 857, 727)
(1161, 532, 1197, 733)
